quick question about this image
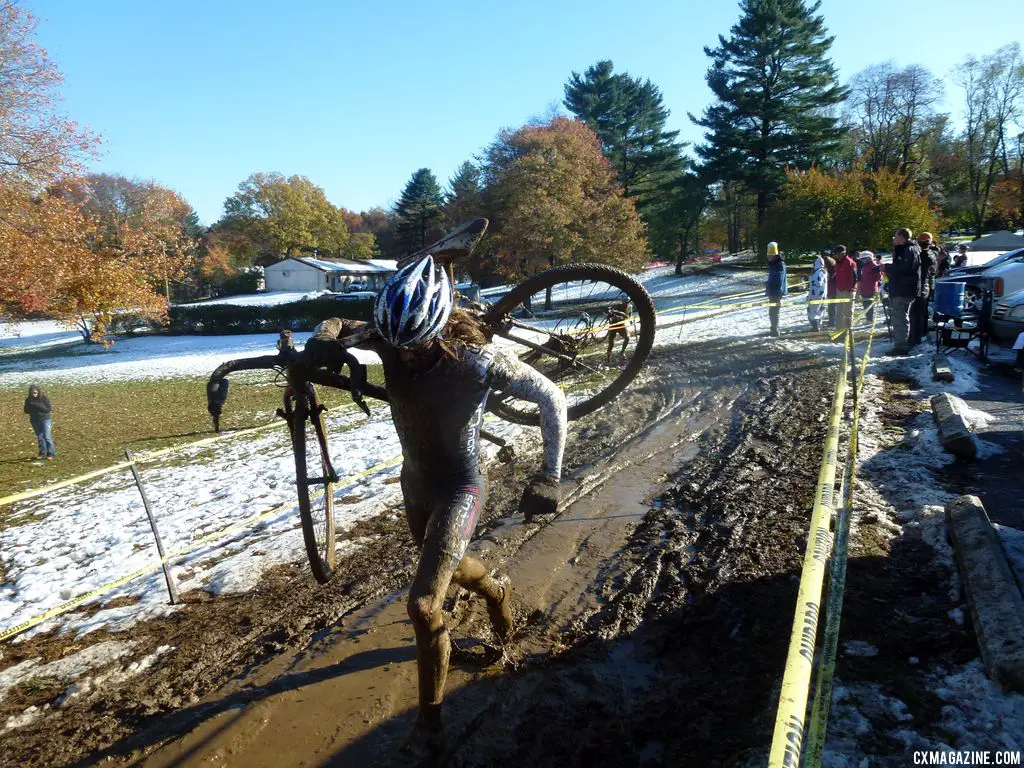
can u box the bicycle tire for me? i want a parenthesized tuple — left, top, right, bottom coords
(483, 263, 656, 425)
(292, 382, 337, 584)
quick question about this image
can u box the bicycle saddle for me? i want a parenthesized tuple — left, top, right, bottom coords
(397, 217, 489, 269)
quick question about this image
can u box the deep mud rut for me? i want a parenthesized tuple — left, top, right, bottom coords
(0, 339, 839, 768)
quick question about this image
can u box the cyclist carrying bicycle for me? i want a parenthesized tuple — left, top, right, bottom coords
(306, 254, 567, 756)
(604, 300, 631, 363)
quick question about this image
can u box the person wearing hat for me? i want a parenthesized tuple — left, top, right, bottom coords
(807, 252, 828, 331)
(765, 241, 787, 336)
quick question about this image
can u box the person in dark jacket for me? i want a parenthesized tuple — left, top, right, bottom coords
(884, 228, 922, 354)
(912, 232, 938, 344)
(935, 244, 950, 278)
(765, 241, 787, 336)
(24, 384, 56, 459)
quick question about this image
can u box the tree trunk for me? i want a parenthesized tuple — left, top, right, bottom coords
(756, 190, 767, 255)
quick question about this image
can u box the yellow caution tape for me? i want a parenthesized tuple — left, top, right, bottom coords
(768, 331, 850, 768)
(804, 313, 879, 767)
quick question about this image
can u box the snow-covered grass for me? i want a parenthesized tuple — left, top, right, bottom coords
(0, 321, 81, 355)
(0, 329, 380, 388)
(176, 290, 331, 307)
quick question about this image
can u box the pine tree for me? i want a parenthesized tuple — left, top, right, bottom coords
(565, 60, 685, 203)
(565, 61, 687, 256)
(444, 161, 484, 227)
(691, 0, 847, 233)
(395, 168, 444, 254)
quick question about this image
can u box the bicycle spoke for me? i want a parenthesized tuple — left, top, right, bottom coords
(483, 265, 655, 425)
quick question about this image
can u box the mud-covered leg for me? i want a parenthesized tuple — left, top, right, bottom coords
(452, 554, 512, 642)
(606, 333, 614, 363)
(402, 482, 483, 756)
(620, 329, 629, 356)
(403, 557, 455, 757)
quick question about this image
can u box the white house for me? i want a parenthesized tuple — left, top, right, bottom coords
(263, 256, 397, 293)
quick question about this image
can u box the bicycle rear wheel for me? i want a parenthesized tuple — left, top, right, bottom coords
(483, 263, 656, 425)
(291, 382, 337, 584)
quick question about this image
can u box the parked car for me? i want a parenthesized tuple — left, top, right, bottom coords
(937, 247, 1024, 314)
(947, 247, 1024, 277)
(347, 281, 368, 292)
(991, 287, 1024, 343)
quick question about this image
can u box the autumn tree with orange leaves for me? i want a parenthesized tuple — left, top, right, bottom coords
(481, 117, 647, 280)
(0, 2, 197, 341)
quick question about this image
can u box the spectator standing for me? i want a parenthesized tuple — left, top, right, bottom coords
(765, 241, 787, 337)
(24, 384, 56, 460)
(884, 228, 922, 354)
(953, 244, 969, 268)
(833, 245, 858, 330)
(807, 253, 828, 331)
(825, 255, 838, 328)
(935, 243, 950, 278)
(859, 251, 883, 323)
(912, 232, 938, 344)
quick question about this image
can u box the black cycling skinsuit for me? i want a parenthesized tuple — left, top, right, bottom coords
(384, 345, 494, 562)
(381, 343, 566, 560)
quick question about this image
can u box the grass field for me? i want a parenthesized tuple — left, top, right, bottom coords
(0, 366, 386, 498)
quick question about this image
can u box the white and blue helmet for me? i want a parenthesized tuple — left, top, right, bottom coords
(374, 255, 453, 347)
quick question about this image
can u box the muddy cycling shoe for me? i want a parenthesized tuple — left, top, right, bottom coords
(401, 715, 446, 759)
(519, 475, 560, 523)
(487, 582, 514, 643)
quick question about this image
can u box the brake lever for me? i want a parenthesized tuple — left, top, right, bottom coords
(341, 350, 371, 418)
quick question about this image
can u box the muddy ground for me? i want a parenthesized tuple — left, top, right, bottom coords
(0, 338, 949, 767)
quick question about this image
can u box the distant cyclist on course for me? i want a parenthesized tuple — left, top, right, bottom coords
(604, 300, 631, 362)
(305, 254, 567, 757)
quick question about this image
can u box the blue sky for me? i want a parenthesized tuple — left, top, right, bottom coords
(30, 0, 1023, 225)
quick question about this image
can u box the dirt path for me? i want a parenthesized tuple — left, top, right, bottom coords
(1, 339, 838, 768)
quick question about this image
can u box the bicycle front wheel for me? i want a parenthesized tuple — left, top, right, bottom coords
(291, 383, 337, 584)
(483, 263, 656, 425)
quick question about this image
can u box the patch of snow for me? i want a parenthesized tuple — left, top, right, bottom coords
(177, 291, 330, 307)
(0, 320, 80, 354)
(54, 644, 174, 707)
(0, 330, 381, 387)
(3, 705, 41, 731)
(0, 640, 137, 701)
(824, 664, 1024, 763)
(843, 640, 879, 657)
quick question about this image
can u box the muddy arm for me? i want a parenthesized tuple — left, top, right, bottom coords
(489, 347, 567, 479)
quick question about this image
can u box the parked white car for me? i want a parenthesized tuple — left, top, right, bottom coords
(937, 247, 1024, 313)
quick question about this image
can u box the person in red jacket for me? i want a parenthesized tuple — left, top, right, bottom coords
(858, 251, 883, 323)
(833, 245, 858, 330)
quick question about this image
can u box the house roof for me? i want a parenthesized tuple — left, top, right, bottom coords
(968, 230, 1024, 250)
(285, 256, 397, 274)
